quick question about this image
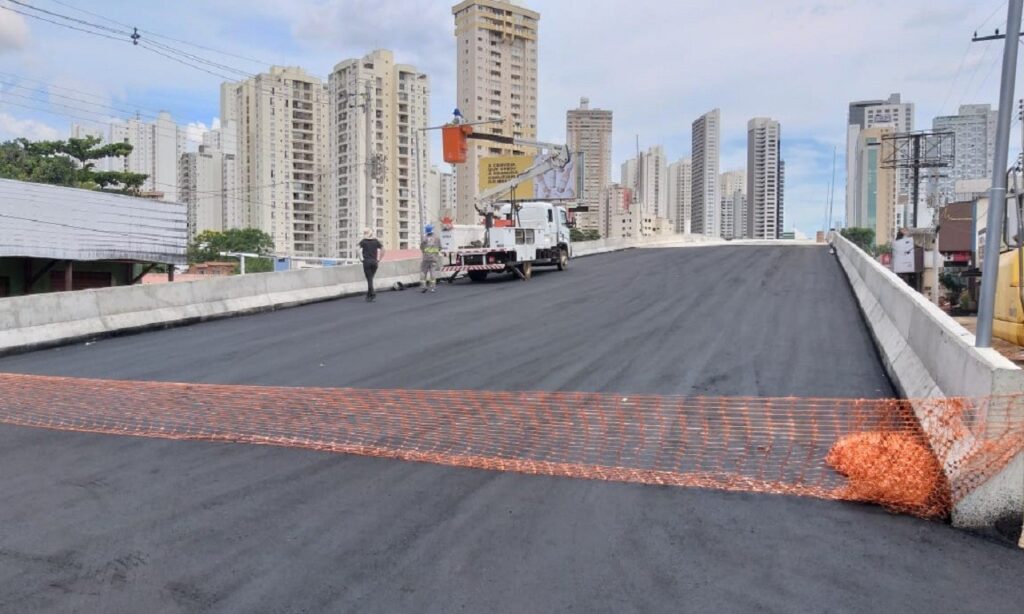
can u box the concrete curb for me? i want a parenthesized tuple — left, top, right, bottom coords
(0, 260, 421, 357)
(832, 233, 1024, 535)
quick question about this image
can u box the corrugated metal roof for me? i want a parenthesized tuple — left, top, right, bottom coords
(0, 178, 187, 264)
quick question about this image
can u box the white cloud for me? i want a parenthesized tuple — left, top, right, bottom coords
(185, 121, 210, 146)
(0, 112, 60, 141)
(0, 10, 28, 53)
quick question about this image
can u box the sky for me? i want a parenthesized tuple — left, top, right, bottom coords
(0, 0, 1015, 235)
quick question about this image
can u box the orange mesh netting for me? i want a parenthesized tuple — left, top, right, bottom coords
(0, 373, 1022, 519)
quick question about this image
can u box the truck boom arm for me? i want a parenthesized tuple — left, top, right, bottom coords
(467, 132, 571, 213)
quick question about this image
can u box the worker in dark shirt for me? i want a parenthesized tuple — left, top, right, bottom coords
(357, 227, 384, 302)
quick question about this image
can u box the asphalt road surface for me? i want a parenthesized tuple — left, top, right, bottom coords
(1, 245, 1021, 613)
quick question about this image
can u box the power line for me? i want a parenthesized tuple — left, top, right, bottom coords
(6, 0, 126, 34)
(0, 3, 126, 42)
(44, 0, 275, 68)
(1, 2, 330, 105)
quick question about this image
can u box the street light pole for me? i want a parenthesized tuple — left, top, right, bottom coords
(977, 0, 1023, 348)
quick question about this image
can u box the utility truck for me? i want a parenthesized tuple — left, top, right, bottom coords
(439, 114, 573, 282)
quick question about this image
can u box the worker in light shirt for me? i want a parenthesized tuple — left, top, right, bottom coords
(420, 224, 442, 293)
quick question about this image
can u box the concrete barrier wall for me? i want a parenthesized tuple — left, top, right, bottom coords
(0, 259, 420, 356)
(832, 232, 1024, 534)
(573, 233, 721, 257)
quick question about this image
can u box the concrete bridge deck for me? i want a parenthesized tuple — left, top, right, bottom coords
(1, 246, 1021, 613)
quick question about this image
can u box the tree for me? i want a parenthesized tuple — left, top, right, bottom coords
(840, 227, 875, 252)
(0, 136, 148, 193)
(571, 228, 601, 242)
(188, 228, 275, 274)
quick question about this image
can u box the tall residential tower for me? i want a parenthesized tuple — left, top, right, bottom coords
(221, 66, 329, 258)
(453, 0, 539, 224)
(746, 117, 783, 240)
(566, 97, 612, 232)
(692, 109, 721, 237)
(328, 50, 430, 259)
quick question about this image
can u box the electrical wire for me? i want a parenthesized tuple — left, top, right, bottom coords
(45, 0, 276, 68)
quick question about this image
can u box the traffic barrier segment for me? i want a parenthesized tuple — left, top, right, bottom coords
(831, 232, 1024, 536)
(0, 259, 421, 356)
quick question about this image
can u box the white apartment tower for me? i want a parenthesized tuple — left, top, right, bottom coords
(439, 171, 456, 218)
(846, 93, 914, 228)
(692, 109, 721, 237)
(109, 111, 187, 202)
(329, 50, 430, 259)
(566, 97, 612, 232)
(179, 147, 226, 240)
(667, 158, 692, 234)
(221, 67, 329, 258)
(453, 0, 540, 224)
(932, 104, 998, 204)
(747, 117, 783, 240)
(620, 146, 667, 218)
(719, 169, 746, 239)
(600, 182, 631, 238)
(620, 157, 638, 193)
(179, 120, 240, 240)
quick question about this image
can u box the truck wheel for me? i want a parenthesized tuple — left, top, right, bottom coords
(556, 249, 569, 271)
(468, 271, 488, 282)
(518, 262, 533, 279)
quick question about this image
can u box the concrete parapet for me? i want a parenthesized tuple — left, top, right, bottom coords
(832, 232, 1024, 536)
(0, 260, 420, 356)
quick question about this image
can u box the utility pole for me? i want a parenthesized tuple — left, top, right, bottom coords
(976, 0, 1022, 348)
(364, 80, 374, 237)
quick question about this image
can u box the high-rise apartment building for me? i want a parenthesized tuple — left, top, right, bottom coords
(179, 120, 239, 240)
(329, 50, 430, 259)
(426, 167, 455, 226)
(566, 97, 612, 231)
(692, 109, 721, 237)
(846, 93, 914, 228)
(667, 158, 692, 234)
(719, 169, 746, 239)
(746, 117, 783, 240)
(439, 170, 456, 218)
(600, 182, 631, 238)
(620, 157, 638, 193)
(853, 125, 896, 243)
(109, 111, 187, 202)
(932, 104, 998, 204)
(221, 66, 329, 258)
(453, 0, 539, 224)
(619, 146, 667, 218)
(179, 146, 226, 240)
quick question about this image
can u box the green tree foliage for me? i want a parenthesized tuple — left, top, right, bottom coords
(840, 227, 875, 252)
(570, 228, 601, 242)
(188, 228, 275, 274)
(0, 136, 148, 193)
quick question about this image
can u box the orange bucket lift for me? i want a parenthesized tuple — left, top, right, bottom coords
(442, 124, 474, 164)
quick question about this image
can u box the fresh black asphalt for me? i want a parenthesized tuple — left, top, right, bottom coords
(1, 245, 1021, 613)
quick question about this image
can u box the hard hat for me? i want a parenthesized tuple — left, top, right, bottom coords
(425, 224, 435, 234)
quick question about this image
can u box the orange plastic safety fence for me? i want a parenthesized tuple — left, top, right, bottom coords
(1, 373, 1022, 519)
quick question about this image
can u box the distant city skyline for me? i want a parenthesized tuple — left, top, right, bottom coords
(0, 0, 1012, 235)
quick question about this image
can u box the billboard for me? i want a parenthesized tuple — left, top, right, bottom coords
(892, 237, 917, 273)
(478, 153, 579, 201)
(532, 152, 578, 200)
(479, 156, 534, 196)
